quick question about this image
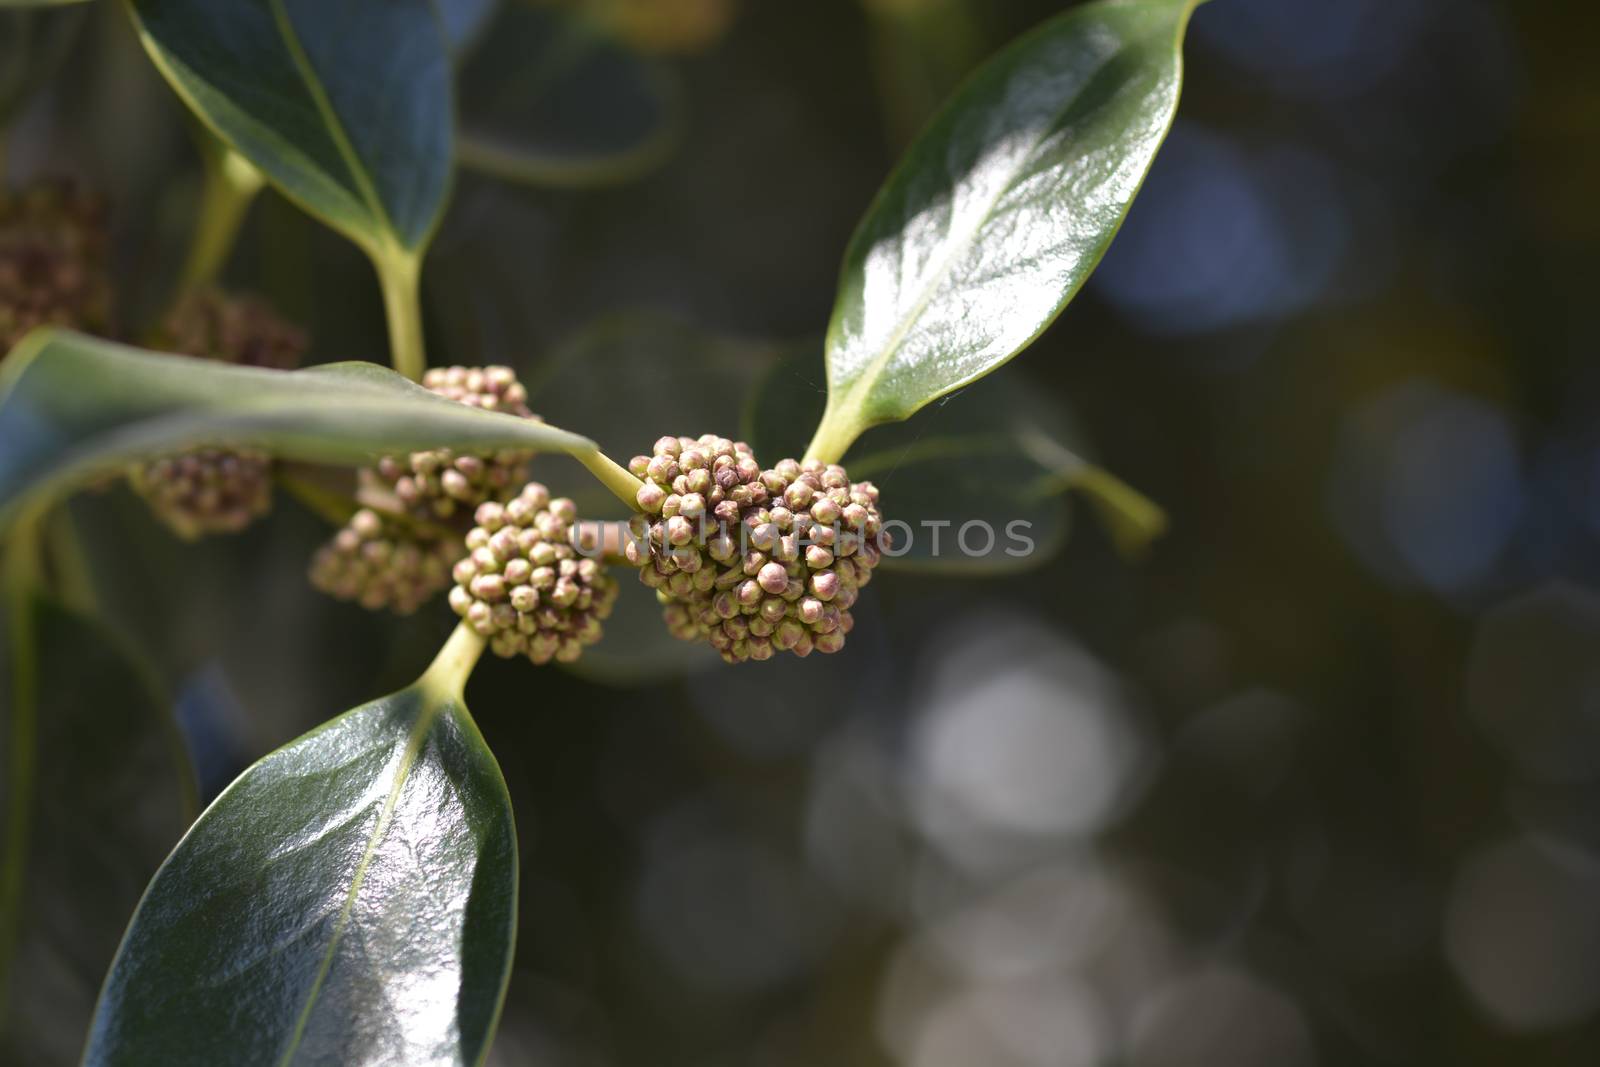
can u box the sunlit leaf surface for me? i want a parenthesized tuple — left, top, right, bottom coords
(813, 0, 1201, 454)
(84, 630, 516, 1066)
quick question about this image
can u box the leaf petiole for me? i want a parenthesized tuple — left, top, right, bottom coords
(374, 249, 427, 383)
(419, 621, 486, 703)
(176, 139, 264, 297)
(804, 402, 867, 466)
(574, 448, 645, 511)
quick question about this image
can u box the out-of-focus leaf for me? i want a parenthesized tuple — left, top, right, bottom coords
(440, 0, 499, 54)
(123, 0, 453, 259)
(0, 4, 87, 127)
(749, 347, 1164, 573)
(809, 0, 1201, 459)
(84, 626, 516, 1066)
(864, 0, 988, 147)
(0, 328, 596, 534)
(0, 592, 196, 1066)
(530, 312, 782, 506)
(457, 3, 678, 188)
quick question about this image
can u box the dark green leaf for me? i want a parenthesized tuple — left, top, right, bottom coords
(811, 0, 1201, 458)
(457, 4, 678, 188)
(124, 0, 454, 257)
(748, 347, 1163, 573)
(0, 593, 196, 1066)
(84, 627, 516, 1066)
(0, 328, 596, 534)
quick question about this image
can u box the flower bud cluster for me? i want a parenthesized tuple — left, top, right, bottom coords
(0, 179, 111, 354)
(132, 290, 307, 539)
(625, 434, 885, 663)
(361, 365, 540, 522)
(154, 287, 306, 369)
(308, 508, 458, 615)
(313, 365, 541, 616)
(130, 449, 274, 541)
(449, 483, 619, 664)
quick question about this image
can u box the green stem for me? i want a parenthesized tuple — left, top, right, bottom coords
(419, 622, 487, 703)
(804, 402, 867, 466)
(177, 145, 265, 295)
(575, 448, 645, 511)
(0, 516, 41, 1029)
(374, 250, 426, 382)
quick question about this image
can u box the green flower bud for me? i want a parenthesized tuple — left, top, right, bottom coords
(757, 561, 788, 595)
(814, 630, 846, 655)
(810, 571, 841, 601)
(810, 498, 841, 526)
(637, 482, 667, 513)
(470, 573, 507, 602)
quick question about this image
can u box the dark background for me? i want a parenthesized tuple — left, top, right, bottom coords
(9, 0, 1600, 1063)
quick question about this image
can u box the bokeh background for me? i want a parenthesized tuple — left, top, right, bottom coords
(6, 0, 1600, 1063)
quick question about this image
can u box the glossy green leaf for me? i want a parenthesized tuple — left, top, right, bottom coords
(0, 328, 597, 535)
(123, 0, 454, 258)
(457, 4, 678, 188)
(749, 347, 1164, 573)
(84, 626, 516, 1066)
(0, 591, 196, 1066)
(809, 0, 1202, 461)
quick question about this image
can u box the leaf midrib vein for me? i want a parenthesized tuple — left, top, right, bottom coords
(268, 0, 399, 253)
(831, 7, 1114, 423)
(276, 699, 441, 1066)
